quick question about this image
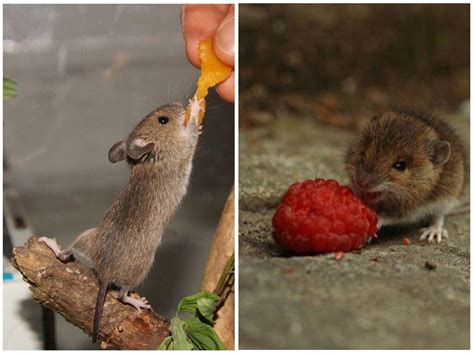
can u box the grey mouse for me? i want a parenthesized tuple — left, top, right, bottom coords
(39, 102, 200, 342)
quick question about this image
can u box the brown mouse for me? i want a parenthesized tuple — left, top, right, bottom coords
(39, 102, 200, 342)
(345, 110, 467, 244)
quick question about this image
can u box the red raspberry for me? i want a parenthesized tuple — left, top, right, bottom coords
(272, 178, 377, 254)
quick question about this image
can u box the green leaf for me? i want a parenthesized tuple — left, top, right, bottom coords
(184, 318, 226, 350)
(158, 336, 173, 350)
(160, 289, 226, 350)
(176, 291, 203, 315)
(177, 291, 220, 317)
(196, 296, 219, 324)
(3, 78, 17, 100)
(168, 317, 193, 350)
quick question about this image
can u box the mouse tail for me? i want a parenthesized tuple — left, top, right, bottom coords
(92, 279, 109, 343)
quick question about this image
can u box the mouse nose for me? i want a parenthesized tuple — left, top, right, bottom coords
(354, 167, 374, 191)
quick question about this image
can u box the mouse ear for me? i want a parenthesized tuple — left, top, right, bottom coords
(108, 140, 127, 164)
(432, 140, 451, 167)
(127, 137, 154, 160)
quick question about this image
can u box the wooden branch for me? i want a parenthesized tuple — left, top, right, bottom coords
(200, 186, 235, 349)
(11, 236, 170, 350)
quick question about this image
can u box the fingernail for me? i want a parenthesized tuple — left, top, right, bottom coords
(215, 17, 234, 57)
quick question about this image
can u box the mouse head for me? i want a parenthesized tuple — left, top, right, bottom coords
(108, 103, 199, 166)
(345, 111, 451, 211)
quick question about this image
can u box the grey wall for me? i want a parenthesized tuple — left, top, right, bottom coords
(4, 4, 234, 349)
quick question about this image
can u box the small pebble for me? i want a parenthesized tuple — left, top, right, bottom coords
(425, 261, 437, 270)
(403, 238, 411, 246)
(371, 256, 380, 262)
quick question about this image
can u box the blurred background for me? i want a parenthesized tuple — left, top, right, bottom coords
(240, 4, 469, 130)
(3, 4, 234, 350)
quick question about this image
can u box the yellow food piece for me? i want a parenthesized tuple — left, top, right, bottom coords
(185, 38, 232, 126)
(195, 38, 232, 100)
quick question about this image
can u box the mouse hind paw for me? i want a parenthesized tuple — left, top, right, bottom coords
(38, 237, 72, 261)
(120, 294, 151, 314)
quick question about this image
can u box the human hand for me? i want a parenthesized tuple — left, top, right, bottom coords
(182, 4, 234, 103)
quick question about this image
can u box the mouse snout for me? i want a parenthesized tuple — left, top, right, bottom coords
(354, 167, 376, 191)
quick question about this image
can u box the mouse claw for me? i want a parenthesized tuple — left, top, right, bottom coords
(442, 229, 449, 239)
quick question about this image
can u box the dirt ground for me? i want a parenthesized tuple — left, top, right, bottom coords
(238, 112, 470, 349)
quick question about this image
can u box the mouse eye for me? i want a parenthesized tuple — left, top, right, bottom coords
(158, 116, 169, 125)
(393, 161, 407, 171)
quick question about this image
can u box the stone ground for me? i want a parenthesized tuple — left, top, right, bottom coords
(239, 113, 470, 349)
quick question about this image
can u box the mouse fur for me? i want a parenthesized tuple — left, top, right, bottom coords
(345, 110, 467, 243)
(40, 102, 200, 342)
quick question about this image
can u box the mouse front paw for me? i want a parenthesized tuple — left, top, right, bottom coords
(419, 226, 448, 244)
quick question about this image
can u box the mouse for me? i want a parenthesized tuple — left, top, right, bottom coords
(39, 101, 200, 342)
(345, 110, 467, 244)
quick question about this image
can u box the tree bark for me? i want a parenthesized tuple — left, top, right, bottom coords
(200, 186, 235, 349)
(11, 236, 170, 350)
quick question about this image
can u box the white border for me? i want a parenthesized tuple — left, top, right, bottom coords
(1, 2, 5, 352)
(2, 1, 473, 353)
(233, 2, 239, 351)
